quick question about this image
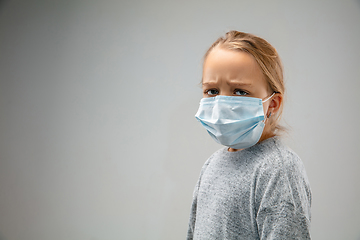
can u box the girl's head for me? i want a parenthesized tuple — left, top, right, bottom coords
(202, 31, 285, 139)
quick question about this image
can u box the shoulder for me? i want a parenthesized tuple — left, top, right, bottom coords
(251, 137, 307, 176)
(197, 147, 227, 176)
(250, 137, 311, 199)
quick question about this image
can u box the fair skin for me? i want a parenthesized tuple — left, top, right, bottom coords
(202, 46, 282, 152)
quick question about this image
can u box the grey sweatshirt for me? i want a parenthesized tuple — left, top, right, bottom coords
(187, 137, 311, 239)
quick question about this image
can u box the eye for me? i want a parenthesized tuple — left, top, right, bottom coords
(234, 89, 248, 96)
(205, 89, 219, 96)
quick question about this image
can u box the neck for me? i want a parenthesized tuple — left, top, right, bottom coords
(259, 131, 275, 143)
(228, 147, 242, 152)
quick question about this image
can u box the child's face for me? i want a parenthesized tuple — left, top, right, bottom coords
(202, 46, 279, 145)
(202, 47, 271, 100)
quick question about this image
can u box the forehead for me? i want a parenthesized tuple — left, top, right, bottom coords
(202, 47, 266, 86)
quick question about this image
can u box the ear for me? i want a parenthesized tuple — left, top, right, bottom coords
(268, 93, 283, 115)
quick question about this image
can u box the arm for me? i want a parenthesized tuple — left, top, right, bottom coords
(255, 153, 312, 239)
(187, 157, 212, 240)
(186, 178, 199, 240)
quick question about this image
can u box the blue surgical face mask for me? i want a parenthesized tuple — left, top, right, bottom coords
(195, 93, 274, 149)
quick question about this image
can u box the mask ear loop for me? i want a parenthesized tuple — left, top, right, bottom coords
(262, 92, 275, 103)
(262, 92, 275, 124)
(263, 112, 272, 124)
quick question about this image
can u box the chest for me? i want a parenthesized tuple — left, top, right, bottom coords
(197, 159, 258, 212)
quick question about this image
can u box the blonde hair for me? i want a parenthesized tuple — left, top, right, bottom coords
(203, 30, 286, 134)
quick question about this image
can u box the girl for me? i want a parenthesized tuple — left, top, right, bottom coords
(187, 31, 312, 239)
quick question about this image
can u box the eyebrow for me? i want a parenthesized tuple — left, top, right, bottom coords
(202, 82, 253, 87)
(202, 82, 217, 87)
(229, 82, 252, 88)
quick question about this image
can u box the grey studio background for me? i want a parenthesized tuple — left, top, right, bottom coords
(0, 0, 360, 240)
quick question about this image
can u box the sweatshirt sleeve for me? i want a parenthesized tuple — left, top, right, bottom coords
(187, 157, 212, 240)
(255, 150, 312, 239)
